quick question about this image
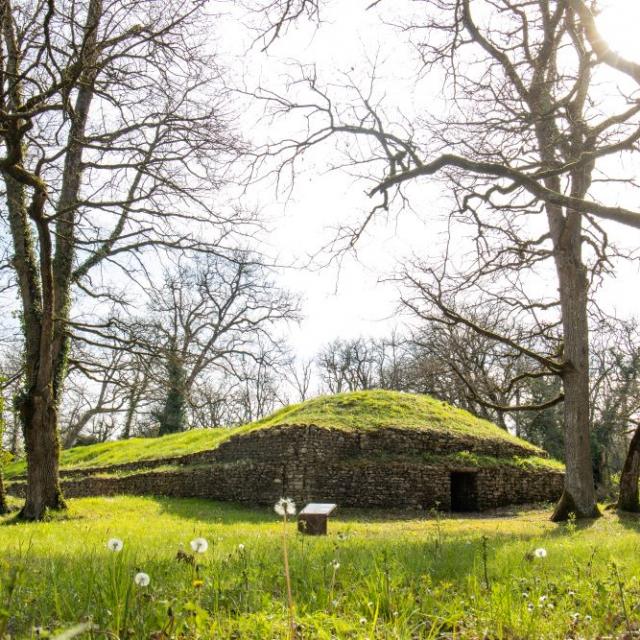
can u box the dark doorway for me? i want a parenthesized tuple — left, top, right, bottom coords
(450, 472, 479, 512)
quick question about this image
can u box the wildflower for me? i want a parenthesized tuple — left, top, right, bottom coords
(585, 615, 592, 622)
(570, 612, 580, 621)
(190, 538, 208, 553)
(275, 497, 296, 517)
(331, 559, 340, 570)
(359, 617, 367, 625)
(238, 543, 245, 551)
(134, 572, 150, 587)
(538, 595, 548, 604)
(522, 592, 529, 599)
(534, 548, 547, 559)
(192, 579, 204, 589)
(527, 603, 534, 612)
(107, 538, 123, 552)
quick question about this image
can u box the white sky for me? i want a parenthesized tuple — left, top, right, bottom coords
(215, 1, 640, 358)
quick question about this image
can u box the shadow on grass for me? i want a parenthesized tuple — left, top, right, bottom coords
(150, 495, 277, 524)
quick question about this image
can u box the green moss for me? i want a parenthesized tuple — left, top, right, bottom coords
(4, 423, 258, 479)
(5, 390, 543, 479)
(421, 450, 564, 471)
(253, 390, 541, 449)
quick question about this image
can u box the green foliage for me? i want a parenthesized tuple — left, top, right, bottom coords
(157, 352, 188, 436)
(6, 390, 543, 479)
(0, 496, 638, 638)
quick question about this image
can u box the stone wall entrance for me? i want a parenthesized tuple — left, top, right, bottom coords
(450, 472, 478, 511)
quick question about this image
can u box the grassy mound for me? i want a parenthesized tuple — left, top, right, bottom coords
(5, 390, 544, 478)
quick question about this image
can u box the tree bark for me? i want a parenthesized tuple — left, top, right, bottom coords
(0, 391, 8, 515)
(18, 382, 66, 520)
(617, 425, 640, 512)
(550, 248, 599, 520)
(530, 52, 600, 521)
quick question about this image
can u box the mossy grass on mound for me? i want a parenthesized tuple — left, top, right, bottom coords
(5, 390, 545, 480)
(254, 390, 542, 449)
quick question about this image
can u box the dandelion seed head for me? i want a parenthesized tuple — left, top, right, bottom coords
(359, 617, 367, 625)
(274, 497, 296, 516)
(534, 547, 547, 558)
(190, 537, 208, 553)
(238, 543, 245, 551)
(331, 559, 340, 570)
(107, 538, 123, 552)
(134, 572, 150, 587)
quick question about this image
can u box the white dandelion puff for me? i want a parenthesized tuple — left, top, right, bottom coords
(359, 617, 367, 625)
(107, 538, 123, 552)
(134, 572, 150, 587)
(534, 547, 547, 558)
(331, 559, 340, 570)
(238, 543, 245, 551)
(190, 538, 209, 553)
(274, 497, 296, 517)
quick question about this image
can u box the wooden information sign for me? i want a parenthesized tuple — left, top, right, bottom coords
(297, 502, 337, 535)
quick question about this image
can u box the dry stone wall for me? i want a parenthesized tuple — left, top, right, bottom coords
(9, 424, 564, 510)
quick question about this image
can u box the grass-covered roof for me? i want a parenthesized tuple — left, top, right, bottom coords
(5, 390, 547, 478)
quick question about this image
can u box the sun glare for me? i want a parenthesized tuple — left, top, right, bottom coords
(596, 1, 640, 62)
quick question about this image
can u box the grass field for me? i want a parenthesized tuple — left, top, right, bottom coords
(1, 495, 638, 639)
(4, 391, 545, 479)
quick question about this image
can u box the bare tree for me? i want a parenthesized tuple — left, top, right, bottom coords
(285, 357, 314, 403)
(232, 346, 285, 423)
(59, 348, 132, 448)
(316, 338, 377, 393)
(1, 0, 248, 518)
(255, 0, 640, 519)
(134, 252, 296, 434)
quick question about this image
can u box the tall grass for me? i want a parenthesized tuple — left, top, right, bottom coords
(1, 496, 639, 638)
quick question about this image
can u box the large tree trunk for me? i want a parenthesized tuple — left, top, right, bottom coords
(18, 382, 66, 520)
(531, 68, 600, 520)
(551, 249, 599, 520)
(0, 392, 8, 515)
(617, 424, 640, 512)
(0, 473, 7, 515)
